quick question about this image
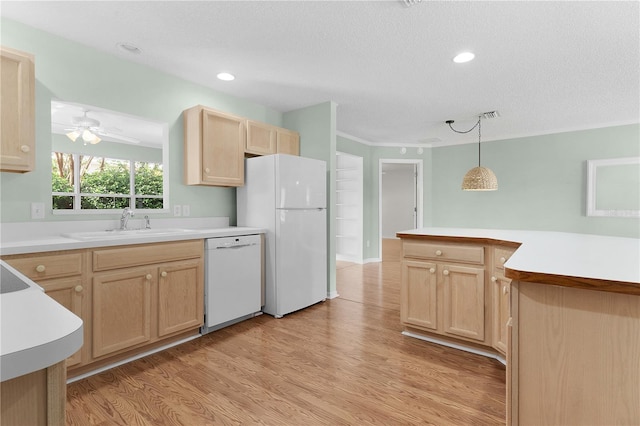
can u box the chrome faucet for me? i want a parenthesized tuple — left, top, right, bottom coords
(120, 208, 135, 230)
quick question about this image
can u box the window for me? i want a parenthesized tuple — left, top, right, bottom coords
(52, 152, 164, 211)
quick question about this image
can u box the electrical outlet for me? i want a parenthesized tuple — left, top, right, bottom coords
(182, 205, 190, 217)
(31, 202, 45, 219)
(173, 205, 182, 217)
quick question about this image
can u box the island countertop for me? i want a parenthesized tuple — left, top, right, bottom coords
(396, 228, 640, 295)
(1, 261, 83, 382)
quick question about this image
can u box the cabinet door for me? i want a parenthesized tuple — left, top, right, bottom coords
(157, 259, 204, 337)
(276, 129, 300, 156)
(492, 274, 511, 354)
(0, 47, 35, 173)
(201, 108, 245, 186)
(39, 277, 86, 367)
(401, 260, 437, 330)
(246, 120, 276, 156)
(442, 264, 485, 341)
(92, 268, 153, 358)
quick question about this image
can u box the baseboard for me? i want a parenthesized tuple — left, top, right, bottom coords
(363, 257, 381, 264)
(336, 254, 363, 264)
(67, 334, 201, 383)
(402, 330, 505, 364)
(327, 290, 339, 299)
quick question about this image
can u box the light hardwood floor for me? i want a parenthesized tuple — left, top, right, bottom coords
(66, 260, 506, 425)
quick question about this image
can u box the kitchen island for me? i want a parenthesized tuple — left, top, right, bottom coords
(1, 261, 83, 425)
(396, 228, 640, 426)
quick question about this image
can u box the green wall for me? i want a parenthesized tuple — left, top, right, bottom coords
(432, 124, 640, 237)
(284, 102, 338, 295)
(0, 18, 283, 223)
(339, 124, 640, 256)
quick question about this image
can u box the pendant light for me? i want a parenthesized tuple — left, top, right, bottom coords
(446, 115, 498, 191)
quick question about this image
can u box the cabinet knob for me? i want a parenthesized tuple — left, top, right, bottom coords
(74, 285, 83, 293)
(491, 276, 497, 282)
(503, 285, 509, 295)
(500, 257, 506, 264)
(443, 269, 449, 276)
(204, 167, 210, 173)
(35, 264, 46, 273)
(146, 274, 152, 280)
(20, 145, 30, 153)
(161, 271, 167, 278)
(429, 268, 435, 274)
(435, 250, 442, 256)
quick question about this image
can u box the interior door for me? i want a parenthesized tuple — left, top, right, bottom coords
(381, 163, 417, 238)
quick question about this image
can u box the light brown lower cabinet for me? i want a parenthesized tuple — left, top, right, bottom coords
(0, 360, 66, 426)
(400, 241, 488, 346)
(2, 239, 204, 378)
(491, 274, 511, 354)
(2, 250, 88, 367)
(39, 277, 86, 367)
(93, 266, 154, 358)
(509, 281, 640, 425)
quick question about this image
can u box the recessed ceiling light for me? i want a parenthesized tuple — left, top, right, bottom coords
(453, 52, 475, 64)
(116, 42, 142, 55)
(217, 72, 235, 81)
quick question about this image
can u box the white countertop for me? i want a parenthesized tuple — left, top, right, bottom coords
(397, 228, 640, 287)
(1, 261, 83, 381)
(0, 226, 266, 256)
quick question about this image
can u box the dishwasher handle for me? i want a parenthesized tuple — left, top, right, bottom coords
(215, 243, 258, 250)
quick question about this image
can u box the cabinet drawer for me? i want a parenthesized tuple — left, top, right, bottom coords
(494, 247, 516, 271)
(403, 241, 484, 265)
(92, 240, 203, 272)
(4, 251, 83, 280)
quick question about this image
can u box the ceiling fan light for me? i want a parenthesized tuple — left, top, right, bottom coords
(461, 166, 498, 191)
(81, 129, 93, 142)
(89, 135, 102, 145)
(66, 130, 80, 142)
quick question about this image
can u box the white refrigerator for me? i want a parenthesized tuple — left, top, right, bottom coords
(237, 154, 327, 318)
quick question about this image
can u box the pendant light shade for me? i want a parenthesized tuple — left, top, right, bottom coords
(462, 166, 498, 191)
(446, 115, 498, 191)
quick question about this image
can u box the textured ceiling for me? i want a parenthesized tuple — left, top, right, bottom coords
(2, 1, 639, 146)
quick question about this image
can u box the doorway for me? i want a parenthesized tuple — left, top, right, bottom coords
(379, 159, 423, 261)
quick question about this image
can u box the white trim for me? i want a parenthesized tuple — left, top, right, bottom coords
(327, 290, 340, 299)
(338, 121, 639, 148)
(336, 254, 363, 264)
(586, 156, 640, 218)
(363, 257, 382, 264)
(402, 330, 504, 363)
(378, 159, 423, 260)
(66, 334, 200, 383)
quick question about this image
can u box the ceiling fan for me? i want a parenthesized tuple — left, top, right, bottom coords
(60, 110, 140, 145)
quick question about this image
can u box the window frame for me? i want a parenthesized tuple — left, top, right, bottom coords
(52, 152, 166, 215)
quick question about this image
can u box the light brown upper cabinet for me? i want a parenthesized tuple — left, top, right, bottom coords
(246, 120, 277, 156)
(246, 120, 300, 157)
(277, 128, 300, 156)
(183, 105, 246, 186)
(1, 46, 35, 173)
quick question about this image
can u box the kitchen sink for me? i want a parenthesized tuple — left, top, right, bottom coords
(62, 228, 194, 240)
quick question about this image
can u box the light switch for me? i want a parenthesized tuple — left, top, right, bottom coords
(31, 202, 45, 219)
(182, 205, 190, 217)
(173, 205, 182, 216)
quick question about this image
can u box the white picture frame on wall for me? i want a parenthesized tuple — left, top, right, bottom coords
(586, 157, 640, 217)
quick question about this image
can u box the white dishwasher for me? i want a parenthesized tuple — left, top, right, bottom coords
(202, 234, 262, 334)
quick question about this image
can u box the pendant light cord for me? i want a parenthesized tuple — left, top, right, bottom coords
(446, 116, 482, 167)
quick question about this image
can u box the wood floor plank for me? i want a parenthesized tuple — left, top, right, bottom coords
(66, 260, 505, 425)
